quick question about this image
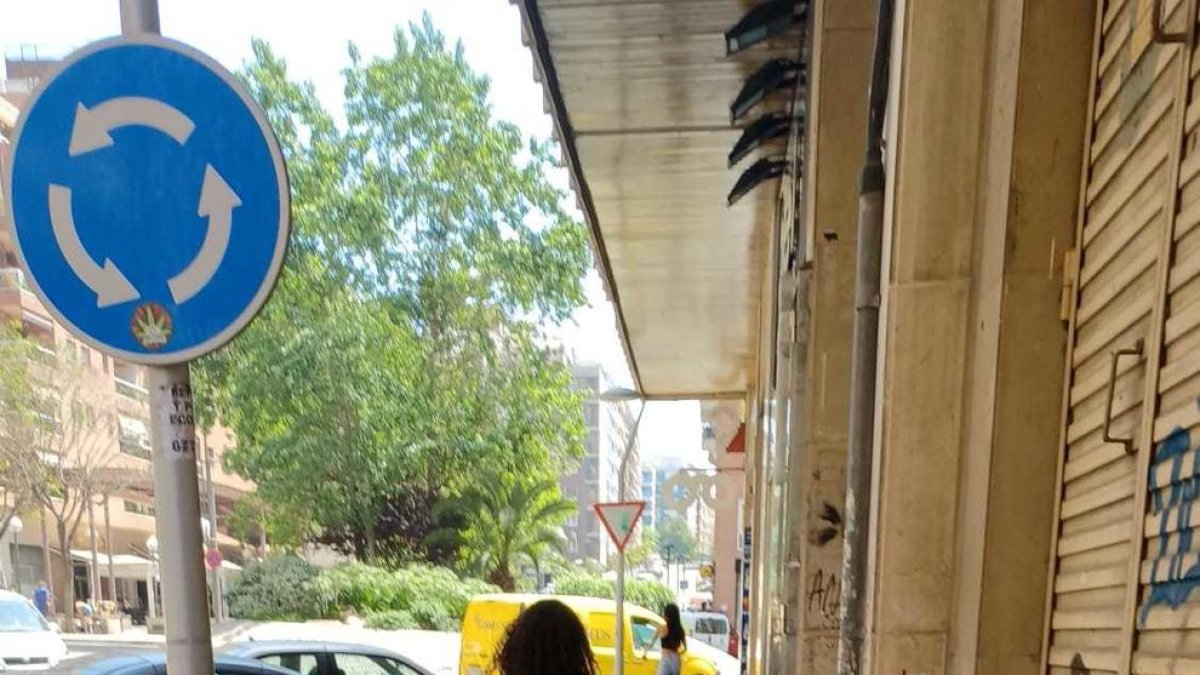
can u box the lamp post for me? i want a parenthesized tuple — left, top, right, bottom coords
(664, 543, 675, 597)
(199, 517, 214, 620)
(7, 516, 23, 593)
(599, 387, 644, 675)
(146, 535, 159, 621)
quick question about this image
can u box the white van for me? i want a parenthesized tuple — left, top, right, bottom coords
(681, 611, 731, 654)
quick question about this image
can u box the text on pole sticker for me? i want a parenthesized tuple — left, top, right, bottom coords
(155, 381, 197, 460)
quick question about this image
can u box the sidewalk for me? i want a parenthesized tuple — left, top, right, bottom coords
(61, 620, 256, 647)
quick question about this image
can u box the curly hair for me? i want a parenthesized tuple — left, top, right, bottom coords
(496, 599, 600, 675)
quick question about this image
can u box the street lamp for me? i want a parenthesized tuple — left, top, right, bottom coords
(599, 386, 644, 675)
(146, 536, 159, 621)
(8, 516, 23, 593)
(664, 543, 675, 595)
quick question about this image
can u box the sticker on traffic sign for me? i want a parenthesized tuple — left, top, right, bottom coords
(5, 35, 290, 365)
(204, 547, 222, 571)
(594, 501, 646, 552)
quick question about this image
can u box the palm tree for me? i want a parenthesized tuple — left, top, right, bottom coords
(429, 472, 575, 591)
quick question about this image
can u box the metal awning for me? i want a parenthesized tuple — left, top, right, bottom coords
(69, 550, 154, 580)
(514, 0, 800, 398)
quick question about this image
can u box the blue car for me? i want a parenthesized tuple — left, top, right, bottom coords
(75, 653, 295, 674)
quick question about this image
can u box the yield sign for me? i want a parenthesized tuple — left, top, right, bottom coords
(594, 501, 646, 552)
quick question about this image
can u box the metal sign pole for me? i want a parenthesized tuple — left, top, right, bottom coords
(120, 4, 213, 672)
(147, 365, 213, 674)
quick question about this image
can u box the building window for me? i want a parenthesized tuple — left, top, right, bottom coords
(113, 361, 147, 401)
(71, 401, 96, 428)
(33, 394, 60, 433)
(583, 402, 599, 426)
(124, 500, 155, 517)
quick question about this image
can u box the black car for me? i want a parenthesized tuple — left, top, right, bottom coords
(221, 641, 435, 675)
(76, 653, 295, 674)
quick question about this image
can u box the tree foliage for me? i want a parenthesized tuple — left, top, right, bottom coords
(428, 470, 575, 591)
(0, 322, 39, 539)
(555, 571, 675, 614)
(194, 16, 589, 563)
(657, 515, 700, 563)
(0, 331, 146, 629)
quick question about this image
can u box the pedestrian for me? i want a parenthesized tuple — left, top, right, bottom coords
(495, 599, 599, 675)
(652, 603, 687, 675)
(32, 581, 49, 618)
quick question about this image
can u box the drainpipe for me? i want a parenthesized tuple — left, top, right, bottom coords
(836, 1, 894, 674)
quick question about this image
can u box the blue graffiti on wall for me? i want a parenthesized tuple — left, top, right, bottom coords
(1140, 424, 1200, 624)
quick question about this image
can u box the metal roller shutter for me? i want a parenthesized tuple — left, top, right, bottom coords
(1045, 1, 1195, 673)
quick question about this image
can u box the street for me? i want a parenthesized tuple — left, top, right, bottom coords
(61, 641, 160, 670)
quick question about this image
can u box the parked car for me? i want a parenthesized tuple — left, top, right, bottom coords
(0, 589, 67, 670)
(680, 611, 732, 653)
(76, 653, 294, 674)
(223, 640, 435, 675)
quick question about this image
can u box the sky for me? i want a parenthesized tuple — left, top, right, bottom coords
(1, 0, 706, 465)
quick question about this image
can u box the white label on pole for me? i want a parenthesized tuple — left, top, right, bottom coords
(153, 380, 197, 461)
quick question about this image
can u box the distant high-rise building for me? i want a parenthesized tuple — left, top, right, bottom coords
(559, 363, 641, 565)
(640, 467, 657, 529)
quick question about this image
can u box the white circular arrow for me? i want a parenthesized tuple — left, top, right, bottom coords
(48, 184, 140, 308)
(168, 165, 240, 304)
(69, 97, 194, 156)
(52, 96, 240, 307)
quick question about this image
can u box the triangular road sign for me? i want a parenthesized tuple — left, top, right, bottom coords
(594, 501, 646, 552)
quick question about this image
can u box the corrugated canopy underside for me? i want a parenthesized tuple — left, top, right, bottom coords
(515, 0, 794, 399)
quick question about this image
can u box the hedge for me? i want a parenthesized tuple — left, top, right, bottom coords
(554, 572, 674, 615)
(226, 557, 500, 630)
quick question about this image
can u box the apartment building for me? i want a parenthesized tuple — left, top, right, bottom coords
(559, 363, 641, 566)
(639, 466, 656, 530)
(0, 47, 253, 614)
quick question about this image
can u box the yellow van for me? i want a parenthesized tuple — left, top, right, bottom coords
(459, 594, 734, 675)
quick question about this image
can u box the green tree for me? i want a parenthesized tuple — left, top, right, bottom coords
(428, 471, 575, 591)
(657, 515, 699, 563)
(0, 340, 145, 630)
(0, 322, 38, 539)
(627, 526, 659, 569)
(216, 293, 432, 560)
(194, 16, 589, 562)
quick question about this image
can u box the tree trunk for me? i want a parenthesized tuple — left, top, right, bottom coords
(103, 496, 116, 603)
(489, 565, 515, 593)
(39, 515, 52, 607)
(86, 496, 99, 601)
(56, 523, 75, 634)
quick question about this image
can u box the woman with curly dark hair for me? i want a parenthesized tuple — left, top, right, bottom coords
(496, 599, 600, 675)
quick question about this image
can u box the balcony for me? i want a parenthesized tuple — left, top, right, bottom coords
(118, 415, 152, 461)
(0, 268, 53, 334)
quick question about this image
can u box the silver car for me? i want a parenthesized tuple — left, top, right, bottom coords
(221, 641, 435, 675)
